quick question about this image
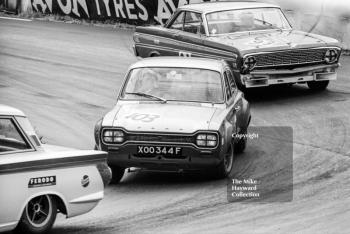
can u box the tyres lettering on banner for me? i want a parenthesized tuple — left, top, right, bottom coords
(31, 0, 205, 24)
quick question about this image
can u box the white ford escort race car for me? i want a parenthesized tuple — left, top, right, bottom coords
(94, 57, 251, 183)
(0, 105, 111, 234)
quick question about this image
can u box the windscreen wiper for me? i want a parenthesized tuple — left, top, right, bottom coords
(253, 18, 282, 32)
(254, 18, 274, 27)
(125, 92, 167, 103)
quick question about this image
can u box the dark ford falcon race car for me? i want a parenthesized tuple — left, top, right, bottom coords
(94, 57, 251, 183)
(133, 1, 341, 90)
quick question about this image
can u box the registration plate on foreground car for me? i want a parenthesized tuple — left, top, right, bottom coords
(137, 146, 182, 156)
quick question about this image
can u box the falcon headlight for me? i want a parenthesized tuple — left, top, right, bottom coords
(242, 56, 257, 73)
(324, 49, 338, 64)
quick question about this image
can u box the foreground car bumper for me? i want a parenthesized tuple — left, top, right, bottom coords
(242, 63, 339, 88)
(104, 144, 222, 171)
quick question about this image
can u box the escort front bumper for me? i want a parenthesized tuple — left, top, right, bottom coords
(102, 143, 223, 172)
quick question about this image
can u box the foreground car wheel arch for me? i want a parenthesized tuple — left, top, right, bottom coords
(19, 193, 68, 218)
(51, 194, 67, 215)
(15, 195, 57, 234)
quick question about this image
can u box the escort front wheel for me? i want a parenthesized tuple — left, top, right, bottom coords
(212, 142, 234, 179)
(110, 166, 125, 184)
(234, 129, 247, 154)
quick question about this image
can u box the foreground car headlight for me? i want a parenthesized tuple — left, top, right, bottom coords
(103, 129, 125, 143)
(324, 49, 338, 64)
(242, 56, 257, 72)
(196, 133, 218, 147)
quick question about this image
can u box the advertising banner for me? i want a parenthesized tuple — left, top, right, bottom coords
(30, 0, 205, 24)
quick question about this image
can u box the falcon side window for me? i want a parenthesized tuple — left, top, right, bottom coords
(168, 11, 185, 31)
(183, 12, 204, 35)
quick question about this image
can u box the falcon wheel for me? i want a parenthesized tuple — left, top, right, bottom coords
(307, 80, 329, 91)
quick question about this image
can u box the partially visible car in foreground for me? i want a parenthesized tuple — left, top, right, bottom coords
(133, 1, 341, 90)
(94, 57, 251, 183)
(0, 105, 111, 234)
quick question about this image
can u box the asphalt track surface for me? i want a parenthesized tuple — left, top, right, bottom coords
(1, 18, 350, 234)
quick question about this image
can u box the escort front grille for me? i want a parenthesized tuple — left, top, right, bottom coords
(126, 133, 194, 144)
(254, 48, 328, 68)
(101, 128, 220, 149)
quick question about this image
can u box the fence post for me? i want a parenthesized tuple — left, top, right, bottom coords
(19, 0, 33, 14)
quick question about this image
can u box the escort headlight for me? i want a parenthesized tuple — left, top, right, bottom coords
(243, 56, 257, 72)
(103, 129, 124, 143)
(324, 49, 338, 64)
(196, 134, 207, 146)
(206, 135, 217, 147)
(196, 133, 218, 147)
